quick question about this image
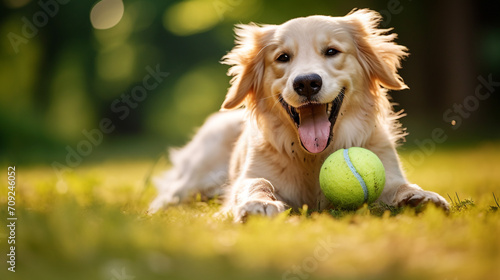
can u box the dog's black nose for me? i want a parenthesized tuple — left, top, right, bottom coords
(293, 74, 322, 98)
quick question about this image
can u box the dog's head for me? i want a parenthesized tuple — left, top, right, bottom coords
(221, 9, 408, 154)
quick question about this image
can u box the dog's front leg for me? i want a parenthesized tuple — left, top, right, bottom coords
(224, 178, 287, 222)
(368, 142, 450, 211)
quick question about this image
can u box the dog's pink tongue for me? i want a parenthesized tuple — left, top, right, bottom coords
(298, 104, 330, 154)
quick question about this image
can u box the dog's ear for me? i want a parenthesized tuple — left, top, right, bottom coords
(345, 9, 409, 91)
(221, 23, 275, 110)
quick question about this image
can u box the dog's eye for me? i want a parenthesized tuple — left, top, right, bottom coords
(276, 53, 290, 62)
(325, 48, 339, 56)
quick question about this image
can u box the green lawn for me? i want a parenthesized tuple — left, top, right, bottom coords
(1, 142, 500, 280)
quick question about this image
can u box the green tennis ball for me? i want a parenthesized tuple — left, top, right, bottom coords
(319, 147, 386, 210)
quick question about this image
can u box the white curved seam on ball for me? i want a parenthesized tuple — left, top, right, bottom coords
(343, 149, 368, 203)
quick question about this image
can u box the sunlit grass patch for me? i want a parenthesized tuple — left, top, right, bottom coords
(1, 143, 500, 280)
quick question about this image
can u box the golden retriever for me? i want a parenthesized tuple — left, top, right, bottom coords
(149, 9, 449, 221)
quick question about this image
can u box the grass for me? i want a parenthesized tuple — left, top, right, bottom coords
(1, 142, 500, 280)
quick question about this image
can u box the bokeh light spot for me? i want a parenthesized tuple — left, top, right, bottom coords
(90, 0, 124, 30)
(93, 10, 132, 50)
(163, 0, 219, 36)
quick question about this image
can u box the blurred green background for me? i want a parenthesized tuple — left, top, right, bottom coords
(1, 2, 499, 279)
(1, 0, 499, 165)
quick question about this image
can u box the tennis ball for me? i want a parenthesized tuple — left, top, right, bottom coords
(319, 147, 385, 209)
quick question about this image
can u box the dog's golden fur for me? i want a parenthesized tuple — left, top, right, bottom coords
(149, 9, 449, 221)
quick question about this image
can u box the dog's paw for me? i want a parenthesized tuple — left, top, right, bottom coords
(395, 184, 450, 211)
(234, 200, 287, 223)
(147, 193, 181, 214)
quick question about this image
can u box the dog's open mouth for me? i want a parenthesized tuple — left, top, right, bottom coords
(280, 87, 345, 154)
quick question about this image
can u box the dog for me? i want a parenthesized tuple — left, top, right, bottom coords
(149, 9, 450, 221)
